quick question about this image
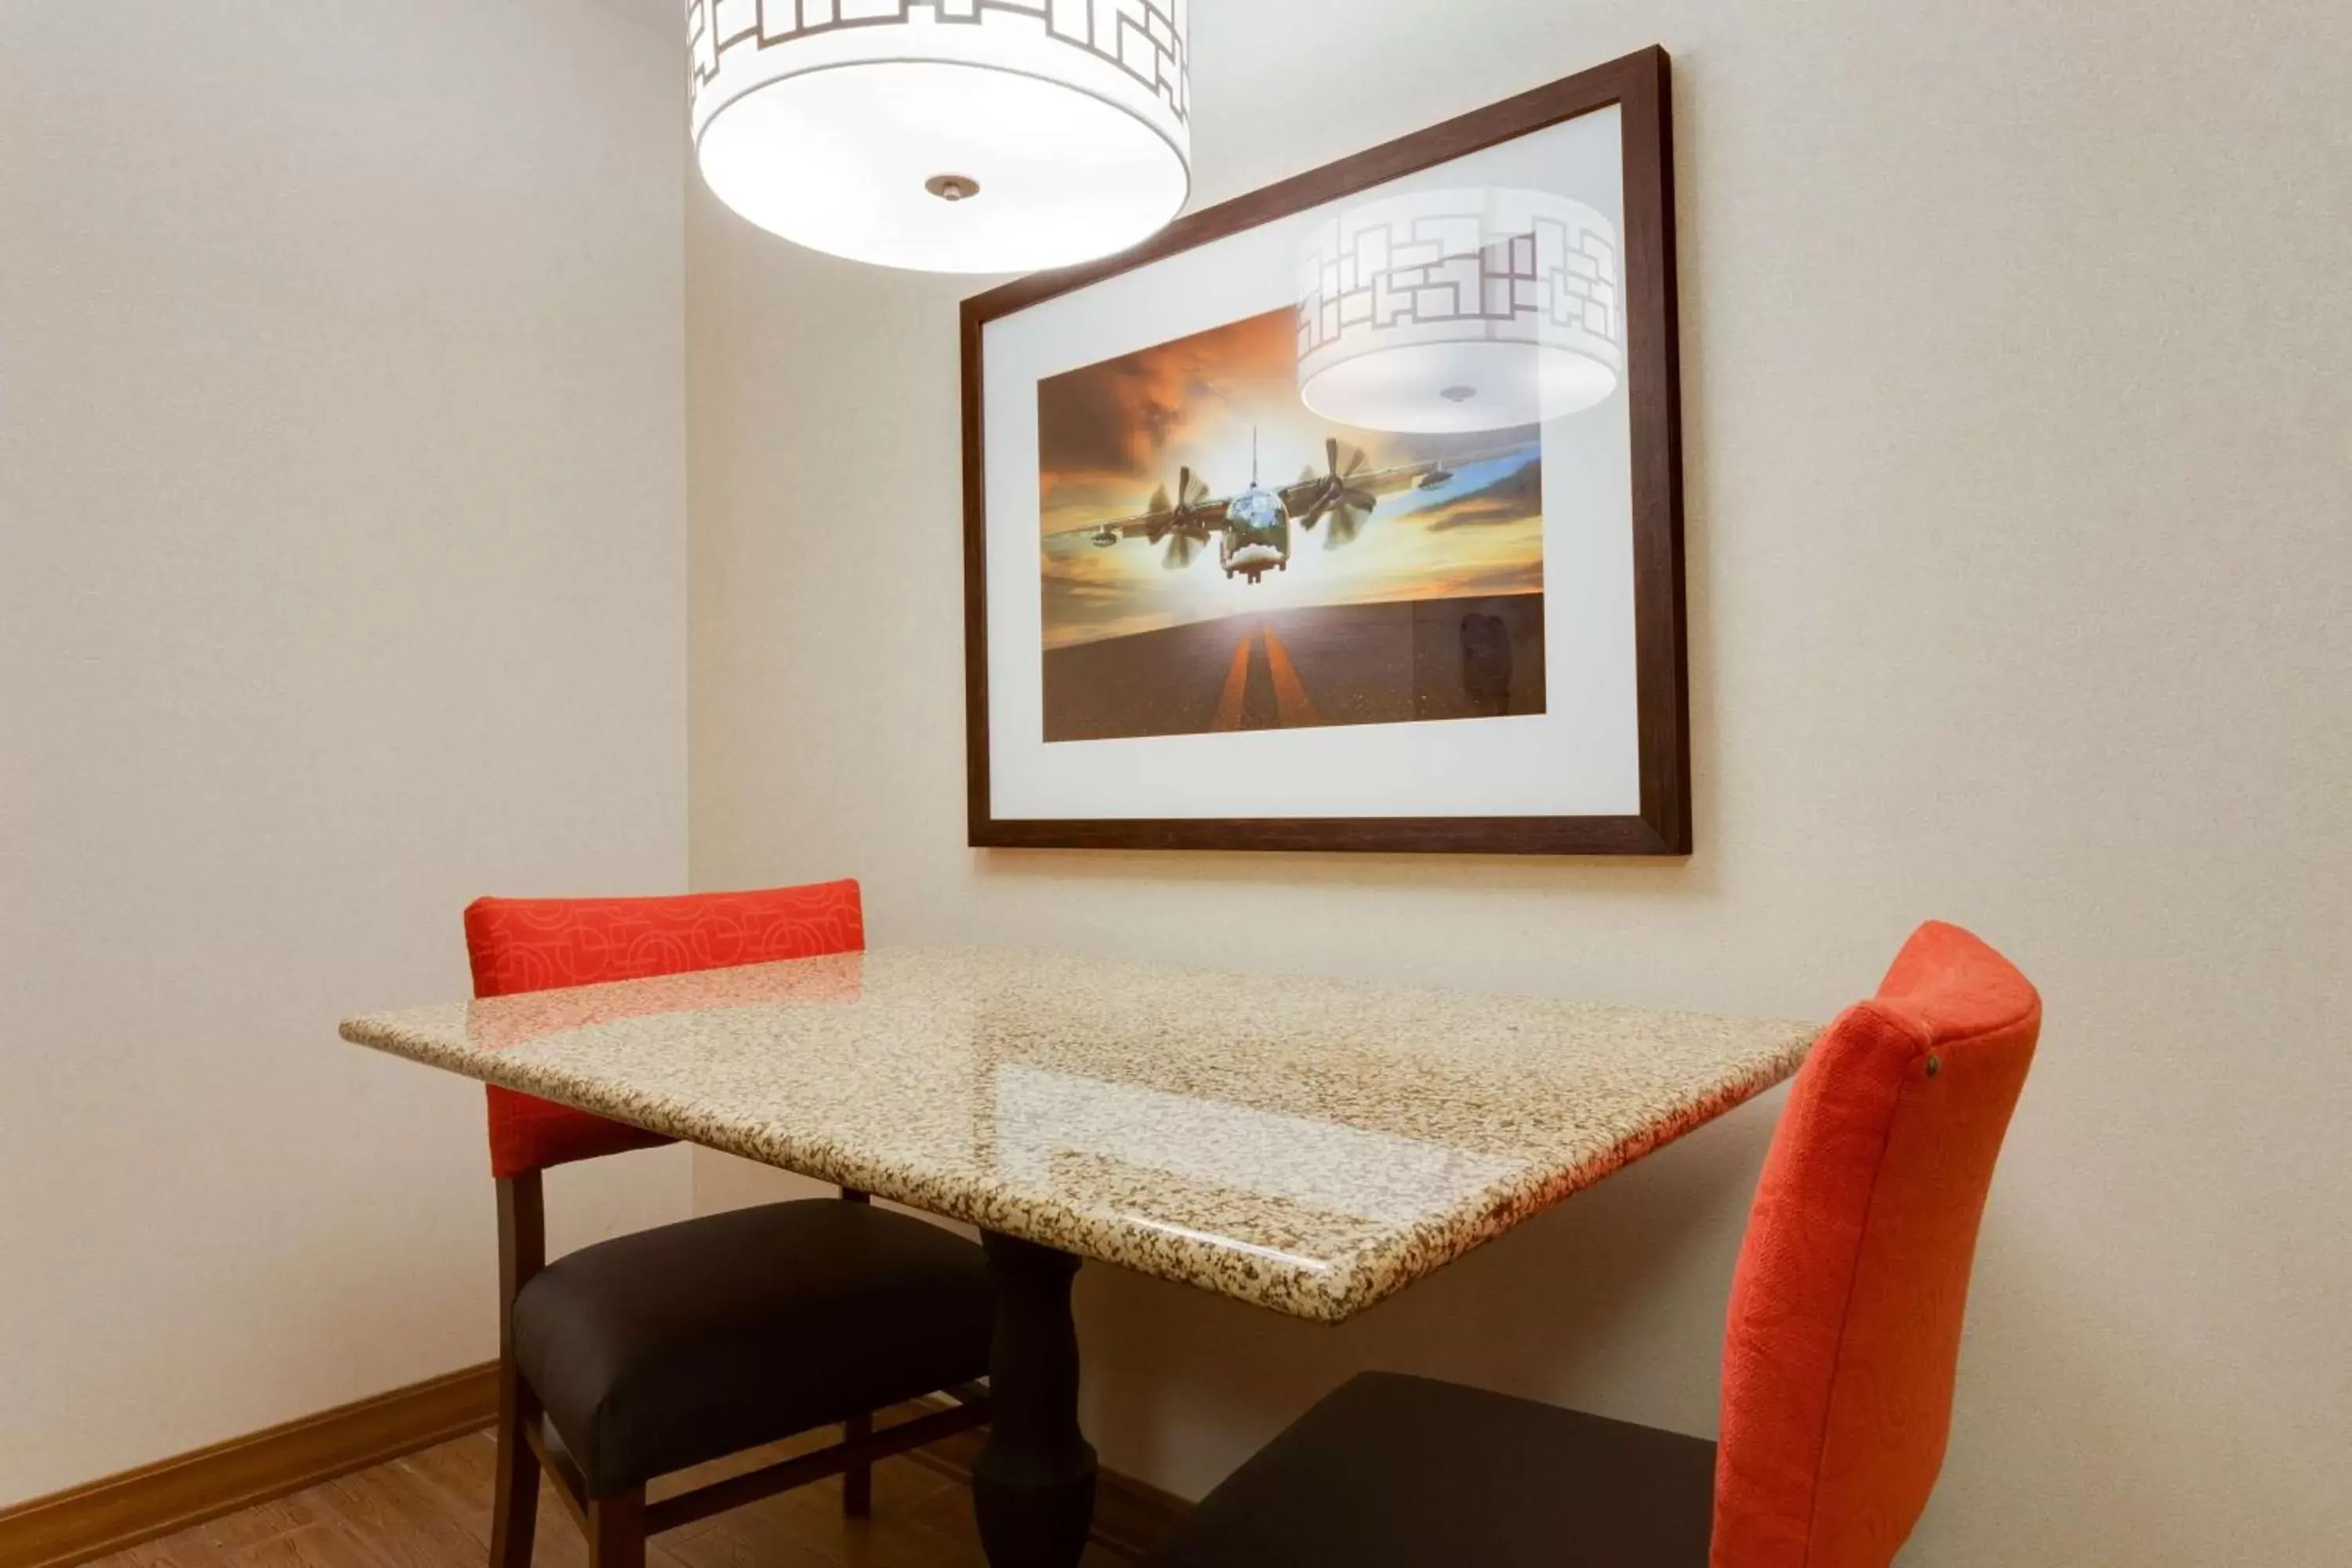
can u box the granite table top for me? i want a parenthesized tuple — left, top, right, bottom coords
(339, 946, 1816, 1324)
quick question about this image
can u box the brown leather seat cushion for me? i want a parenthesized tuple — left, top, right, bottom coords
(513, 1199, 992, 1497)
(1149, 1372, 1716, 1568)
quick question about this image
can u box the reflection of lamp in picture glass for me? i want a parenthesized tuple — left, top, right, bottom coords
(1296, 188, 1621, 434)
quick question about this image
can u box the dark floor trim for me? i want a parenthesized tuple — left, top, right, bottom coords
(0, 1363, 499, 1568)
(899, 1405, 1192, 1560)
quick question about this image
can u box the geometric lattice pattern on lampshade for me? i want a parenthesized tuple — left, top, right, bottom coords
(1298, 187, 1622, 433)
(690, 0, 1189, 125)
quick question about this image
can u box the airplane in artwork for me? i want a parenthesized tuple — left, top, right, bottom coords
(1052, 434, 1523, 585)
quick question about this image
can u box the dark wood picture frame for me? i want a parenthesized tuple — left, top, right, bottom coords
(962, 45, 1686, 855)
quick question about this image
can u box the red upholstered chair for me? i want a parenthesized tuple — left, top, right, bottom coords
(1145, 921, 2040, 1568)
(470, 882, 993, 1568)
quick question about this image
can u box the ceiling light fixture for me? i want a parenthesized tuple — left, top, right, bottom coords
(688, 0, 1192, 274)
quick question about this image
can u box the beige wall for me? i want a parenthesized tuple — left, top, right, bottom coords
(0, 1, 691, 1507)
(687, 2, 2351, 1563)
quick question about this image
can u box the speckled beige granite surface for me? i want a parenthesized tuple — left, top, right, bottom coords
(339, 947, 1816, 1323)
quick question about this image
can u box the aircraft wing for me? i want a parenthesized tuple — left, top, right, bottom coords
(1358, 445, 1538, 499)
(1046, 497, 1234, 540)
(1275, 442, 1532, 517)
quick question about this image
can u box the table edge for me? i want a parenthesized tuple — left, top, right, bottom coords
(338, 1011, 1815, 1323)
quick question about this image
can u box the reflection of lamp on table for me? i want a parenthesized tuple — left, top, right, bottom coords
(1296, 188, 1622, 434)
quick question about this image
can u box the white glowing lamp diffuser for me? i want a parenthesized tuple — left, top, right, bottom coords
(688, 0, 1191, 274)
(1298, 188, 1623, 434)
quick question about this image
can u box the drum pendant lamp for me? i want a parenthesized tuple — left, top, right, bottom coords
(688, 1, 1192, 274)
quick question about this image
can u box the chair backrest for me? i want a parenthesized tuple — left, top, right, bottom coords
(1711, 921, 2039, 1568)
(464, 879, 865, 1179)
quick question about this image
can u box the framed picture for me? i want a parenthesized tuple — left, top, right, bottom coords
(963, 45, 1686, 855)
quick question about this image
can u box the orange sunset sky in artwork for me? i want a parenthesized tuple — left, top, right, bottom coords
(1036, 307, 1546, 651)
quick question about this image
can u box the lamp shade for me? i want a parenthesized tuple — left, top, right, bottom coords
(688, 0, 1191, 274)
(1297, 187, 1622, 434)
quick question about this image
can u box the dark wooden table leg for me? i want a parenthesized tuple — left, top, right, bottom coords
(973, 1231, 1097, 1568)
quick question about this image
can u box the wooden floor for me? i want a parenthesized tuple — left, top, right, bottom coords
(82, 1428, 1133, 1568)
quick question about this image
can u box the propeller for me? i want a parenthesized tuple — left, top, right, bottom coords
(1144, 466, 1215, 568)
(1295, 437, 1377, 548)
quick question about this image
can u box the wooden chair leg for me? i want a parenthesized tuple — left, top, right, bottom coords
(843, 1412, 873, 1516)
(587, 1487, 647, 1568)
(492, 1175, 549, 1568)
(488, 1361, 541, 1568)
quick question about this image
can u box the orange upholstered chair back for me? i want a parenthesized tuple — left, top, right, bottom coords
(464, 880, 866, 1179)
(1711, 921, 2039, 1568)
